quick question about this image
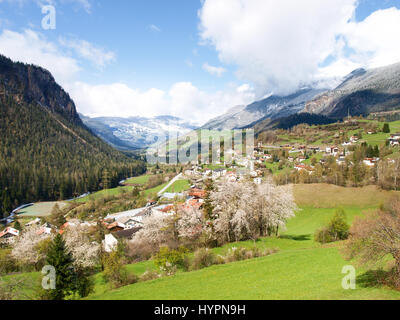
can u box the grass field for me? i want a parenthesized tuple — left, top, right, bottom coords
(17, 201, 68, 217)
(124, 175, 150, 186)
(6, 184, 400, 300)
(74, 186, 133, 203)
(142, 182, 169, 197)
(87, 184, 400, 300)
(164, 179, 191, 193)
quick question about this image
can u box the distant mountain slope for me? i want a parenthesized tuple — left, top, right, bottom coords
(303, 62, 400, 118)
(0, 55, 145, 214)
(81, 114, 198, 150)
(252, 113, 337, 134)
(202, 88, 327, 130)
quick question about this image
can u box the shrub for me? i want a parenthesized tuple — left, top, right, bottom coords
(343, 198, 400, 289)
(191, 248, 217, 270)
(154, 246, 189, 275)
(315, 209, 350, 244)
(0, 249, 18, 275)
(140, 270, 160, 282)
(102, 250, 138, 288)
(224, 246, 278, 263)
(314, 227, 335, 244)
(224, 247, 250, 263)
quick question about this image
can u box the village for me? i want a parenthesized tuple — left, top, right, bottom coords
(2, 129, 400, 249)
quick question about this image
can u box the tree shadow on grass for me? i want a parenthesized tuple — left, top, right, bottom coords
(279, 234, 311, 241)
(357, 270, 390, 288)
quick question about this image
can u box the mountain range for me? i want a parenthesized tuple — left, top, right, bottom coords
(202, 62, 400, 132)
(80, 114, 198, 150)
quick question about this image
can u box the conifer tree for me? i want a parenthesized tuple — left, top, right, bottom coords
(383, 123, 390, 133)
(45, 234, 75, 300)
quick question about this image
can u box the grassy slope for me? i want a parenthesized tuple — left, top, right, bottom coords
(88, 184, 400, 300)
(17, 201, 68, 217)
(124, 175, 150, 185)
(74, 186, 133, 203)
(164, 179, 191, 193)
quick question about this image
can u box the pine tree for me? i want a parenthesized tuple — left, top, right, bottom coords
(383, 123, 390, 133)
(45, 234, 75, 300)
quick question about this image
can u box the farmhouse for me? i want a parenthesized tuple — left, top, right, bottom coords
(325, 146, 339, 156)
(118, 217, 142, 229)
(350, 136, 359, 143)
(189, 188, 206, 199)
(107, 221, 125, 232)
(363, 158, 379, 167)
(0, 227, 19, 241)
(388, 134, 400, 146)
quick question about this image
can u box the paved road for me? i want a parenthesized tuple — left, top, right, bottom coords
(157, 173, 183, 196)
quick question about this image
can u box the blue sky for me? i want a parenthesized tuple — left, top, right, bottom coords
(0, 0, 400, 124)
(0, 0, 229, 91)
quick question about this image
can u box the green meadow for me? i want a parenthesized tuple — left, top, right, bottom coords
(4, 184, 400, 300)
(87, 184, 400, 300)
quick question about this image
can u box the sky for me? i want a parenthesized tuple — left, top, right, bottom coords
(0, 0, 400, 125)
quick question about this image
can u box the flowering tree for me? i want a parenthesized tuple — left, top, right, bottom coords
(11, 226, 53, 268)
(131, 213, 173, 248)
(254, 183, 297, 237)
(63, 225, 100, 269)
(210, 179, 297, 243)
(177, 206, 206, 245)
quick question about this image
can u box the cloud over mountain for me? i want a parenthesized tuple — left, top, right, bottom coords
(199, 0, 400, 96)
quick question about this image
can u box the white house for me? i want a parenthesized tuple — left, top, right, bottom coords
(118, 217, 143, 229)
(326, 146, 339, 156)
(103, 234, 118, 253)
(350, 136, 359, 143)
(363, 158, 379, 167)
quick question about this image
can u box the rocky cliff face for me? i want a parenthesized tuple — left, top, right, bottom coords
(0, 54, 82, 125)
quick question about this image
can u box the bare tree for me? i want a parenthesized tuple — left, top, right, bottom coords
(343, 197, 400, 288)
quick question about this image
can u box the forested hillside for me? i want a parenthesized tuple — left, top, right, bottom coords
(0, 56, 146, 218)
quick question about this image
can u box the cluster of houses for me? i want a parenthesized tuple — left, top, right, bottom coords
(255, 133, 397, 175)
(389, 133, 400, 146)
(0, 218, 61, 243)
(102, 186, 208, 252)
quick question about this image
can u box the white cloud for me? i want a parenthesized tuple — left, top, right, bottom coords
(148, 24, 161, 32)
(0, 29, 80, 84)
(343, 7, 400, 69)
(199, 0, 400, 95)
(202, 62, 226, 77)
(69, 81, 255, 125)
(59, 37, 115, 69)
(0, 28, 254, 124)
